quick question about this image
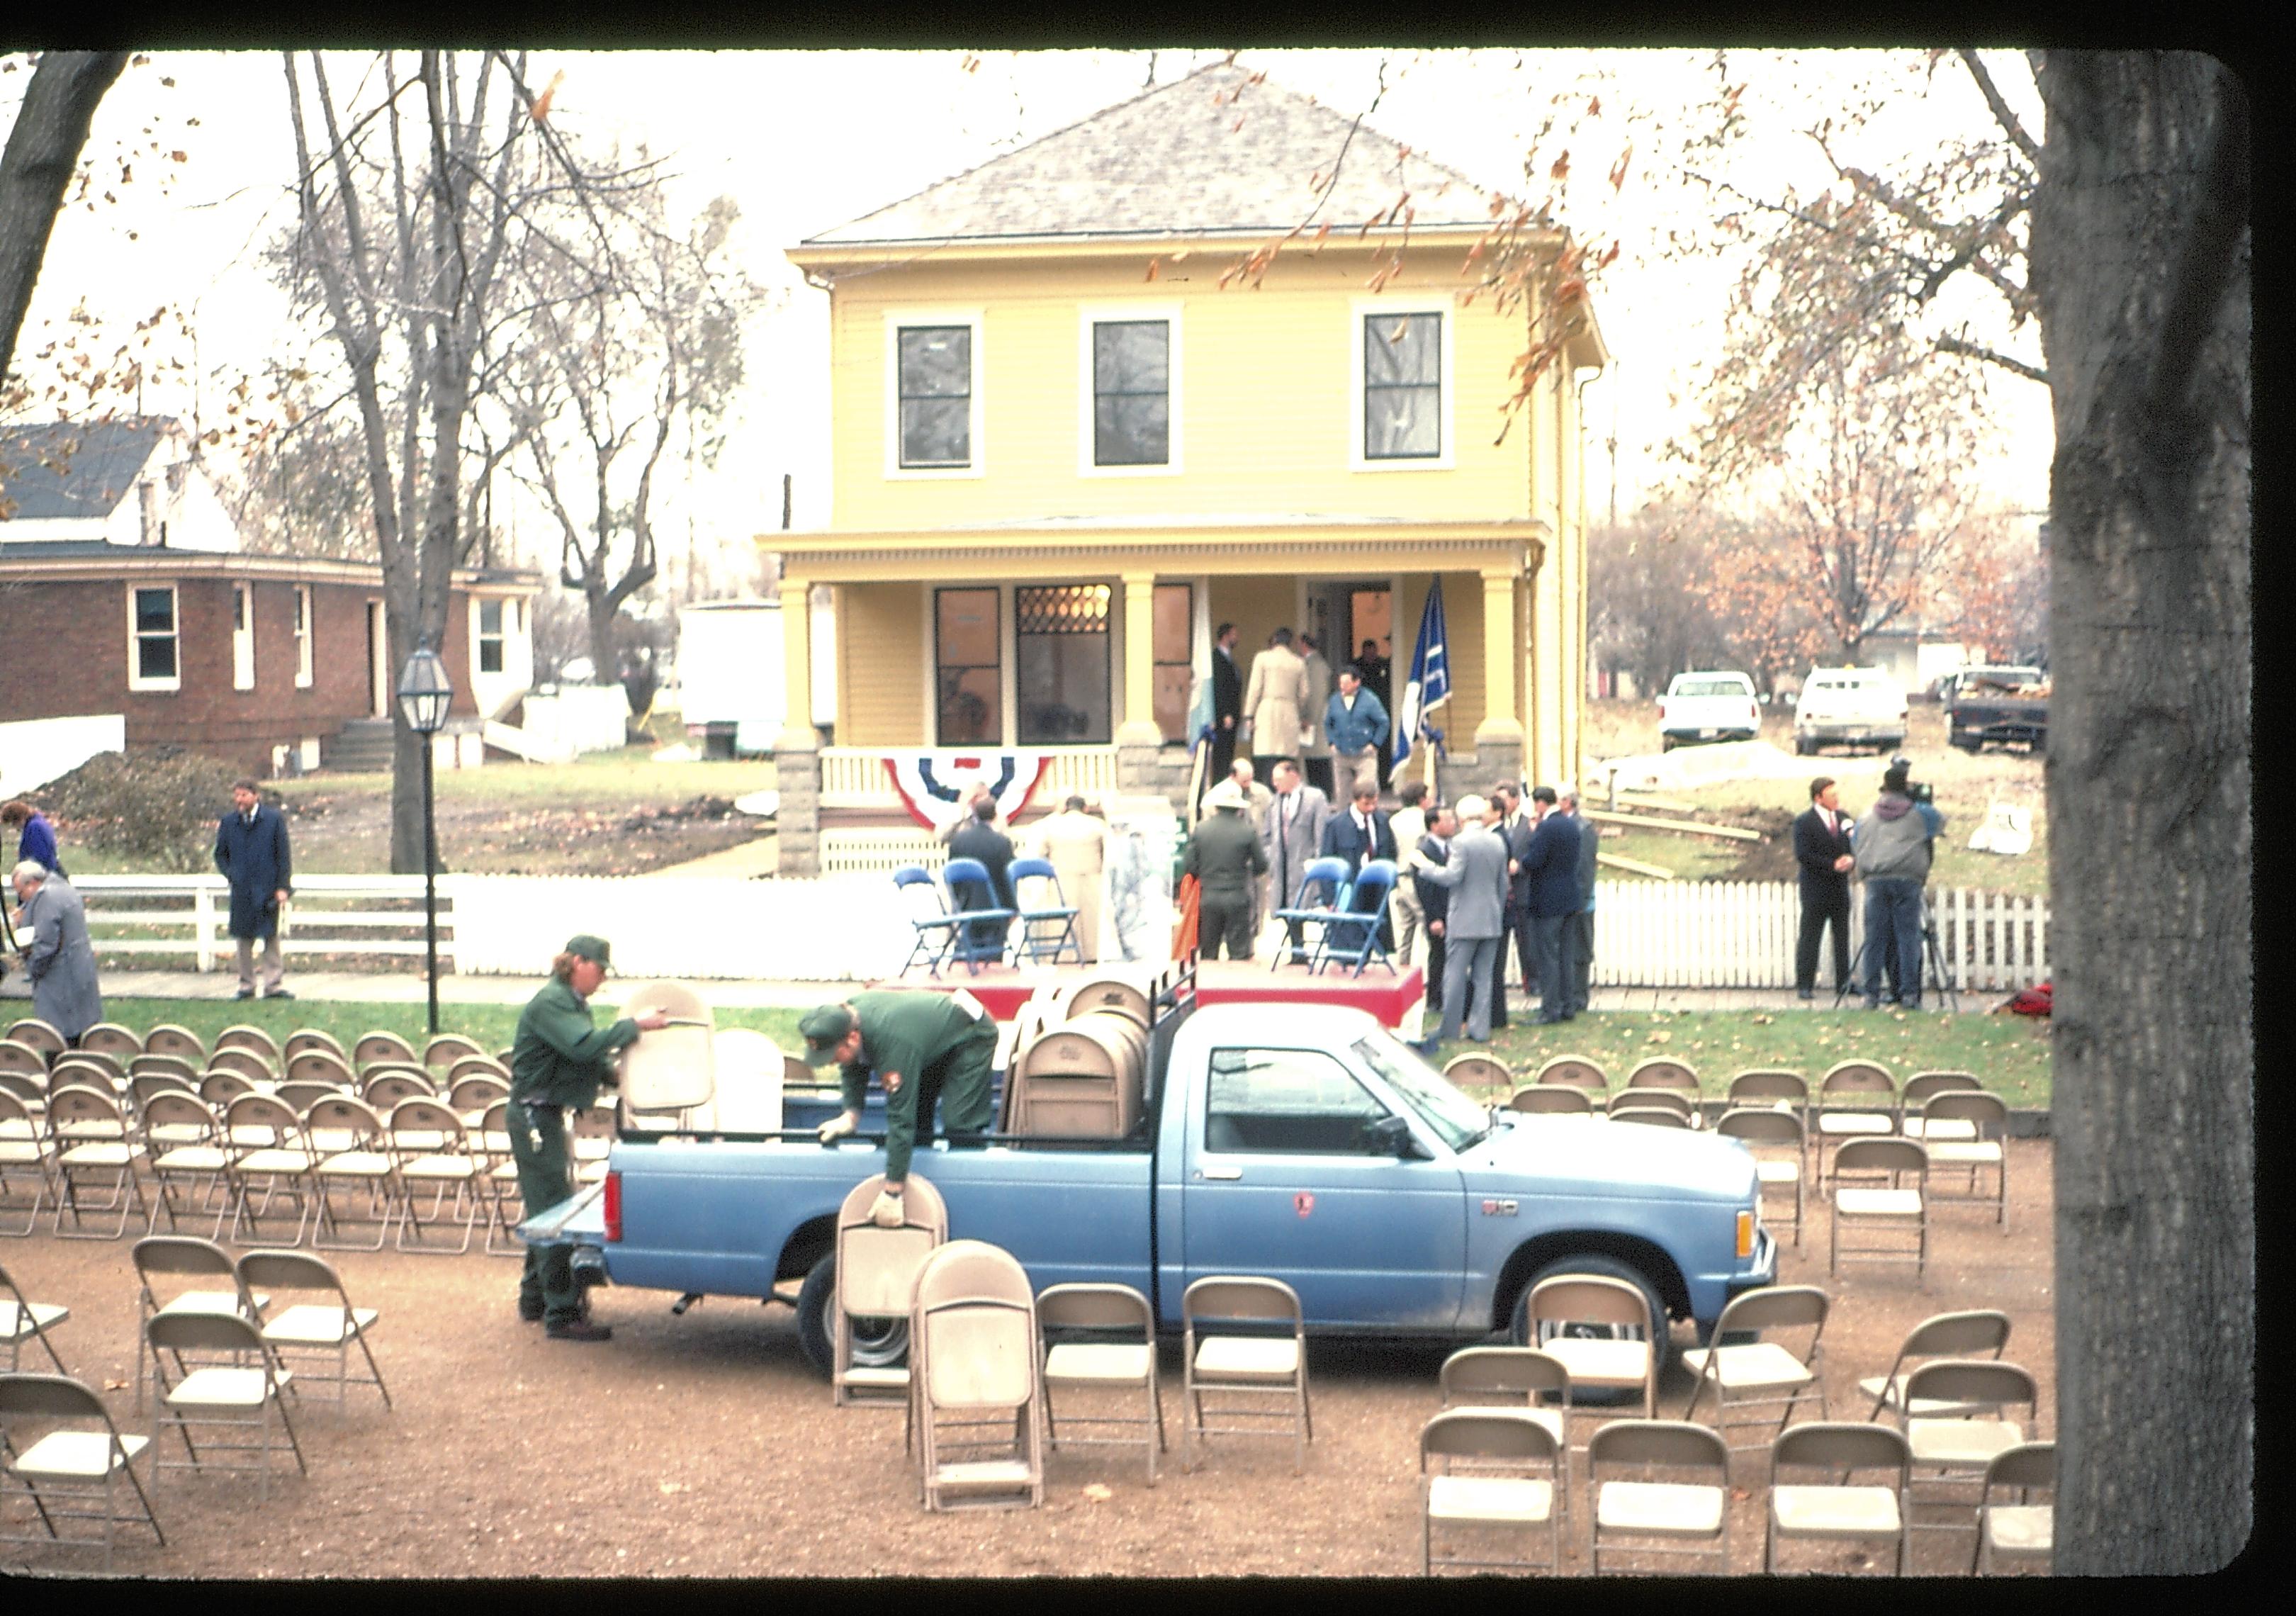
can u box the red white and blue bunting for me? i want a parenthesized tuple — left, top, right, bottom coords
(882, 751, 1050, 835)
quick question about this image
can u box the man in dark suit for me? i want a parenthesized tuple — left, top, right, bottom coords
(1560, 784, 1599, 1016)
(1210, 622, 1243, 782)
(1517, 785, 1583, 1024)
(1259, 758, 1331, 965)
(946, 795, 1018, 955)
(1793, 775, 1857, 999)
(214, 778, 295, 999)
(1412, 803, 1457, 1014)
(1495, 782, 1532, 1030)
(1320, 779, 1399, 952)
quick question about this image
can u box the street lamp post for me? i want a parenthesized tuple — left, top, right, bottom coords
(396, 640, 454, 1037)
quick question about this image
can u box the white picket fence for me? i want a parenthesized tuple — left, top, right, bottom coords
(69, 873, 2048, 991)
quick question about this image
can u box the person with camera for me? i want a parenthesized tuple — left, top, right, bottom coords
(1852, 761, 1948, 1010)
(508, 934, 671, 1340)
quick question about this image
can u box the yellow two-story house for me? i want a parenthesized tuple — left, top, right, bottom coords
(770, 63, 1602, 873)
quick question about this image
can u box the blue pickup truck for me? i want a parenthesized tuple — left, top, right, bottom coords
(541, 994, 1777, 1379)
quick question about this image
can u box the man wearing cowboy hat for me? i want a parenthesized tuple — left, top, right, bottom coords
(1185, 778, 1270, 961)
(804, 989, 998, 1225)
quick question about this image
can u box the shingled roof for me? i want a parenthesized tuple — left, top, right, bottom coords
(0, 417, 171, 520)
(802, 62, 1504, 248)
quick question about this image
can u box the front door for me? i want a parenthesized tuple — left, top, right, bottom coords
(1180, 1042, 1465, 1330)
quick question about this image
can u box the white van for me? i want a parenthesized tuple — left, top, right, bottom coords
(1793, 666, 1907, 755)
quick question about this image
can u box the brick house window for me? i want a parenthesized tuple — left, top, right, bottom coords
(128, 584, 180, 692)
(232, 581, 256, 690)
(295, 585, 314, 688)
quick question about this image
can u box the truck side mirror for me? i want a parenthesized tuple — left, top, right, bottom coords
(1366, 1113, 1425, 1159)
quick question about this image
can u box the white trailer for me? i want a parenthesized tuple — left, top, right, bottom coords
(677, 595, 837, 757)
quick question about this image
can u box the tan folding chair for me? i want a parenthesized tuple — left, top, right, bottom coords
(1816, 1060, 1900, 1182)
(1436, 1345, 1572, 1518)
(140, 1092, 237, 1239)
(361, 1072, 436, 1113)
(0, 1039, 50, 1081)
(78, 1023, 146, 1062)
(1765, 1421, 1911, 1575)
(1896, 1359, 2038, 1539)
(4, 1019, 64, 1060)
(201, 1048, 274, 1087)
(422, 1033, 488, 1072)
(142, 1025, 206, 1065)
(474, 1100, 525, 1257)
(129, 1235, 264, 1415)
(1972, 1441, 2054, 1573)
(1, 1089, 60, 1238)
(831, 1172, 948, 1416)
(0, 1373, 166, 1571)
(448, 1074, 512, 1127)
(1716, 1106, 1807, 1246)
(1441, 1053, 1511, 1093)
(283, 1028, 349, 1065)
(45, 1084, 148, 1240)
(911, 1240, 1044, 1512)
(305, 1096, 404, 1252)
(54, 1052, 125, 1094)
(1859, 1309, 2013, 1419)
(1420, 1410, 1565, 1576)
(219, 1094, 323, 1247)
(352, 1031, 419, 1071)
(1507, 1084, 1594, 1116)
(237, 1249, 390, 1410)
(286, 1049, 358, 1090)
(387, 1099, 480, 1254)
(145, 1310, 306, 1504)
(1678, 1284, 1828, 1453)
(213, 1025, 283, 1065)
(1920, 1092, 2010, 1227)
(1180, 1275, 1311, 1474)
(1036, 1282, 1163, 1486)
(1624, 1057, 1700, 1099)
(131, 1053, 201, 1088)
(1519, 1273, 1658, 1443)
(569, 1104, 617, 1186)
(1726, 1070, 1811, 1175)
(1830, 1137, 1930, 1281)
(1, 1259, 70, 1374)
(1611, 1105, 1693, 1129)
(1588, 1420, 1731, 1575)
(1533, 1055, 1609, 1097)
(198, 1071, 260, 1111)
(446, 1053, 512, 1088)
(1901, 1070, 1985, 1140)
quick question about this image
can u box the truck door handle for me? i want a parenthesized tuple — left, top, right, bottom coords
(1199, 1163, 1242, 1181)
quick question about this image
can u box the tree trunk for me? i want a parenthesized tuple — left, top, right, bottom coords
(2031, 50, 2250, 1574)
(0, 51, 127, 380)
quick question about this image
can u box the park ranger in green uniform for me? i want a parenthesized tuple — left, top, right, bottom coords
(509, 934, 669, 1340)
(802, 989, 998, 1226)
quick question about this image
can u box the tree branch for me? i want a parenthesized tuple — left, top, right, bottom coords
(1958, 48, 2042, 167)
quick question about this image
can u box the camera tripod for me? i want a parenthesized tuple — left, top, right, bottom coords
(1833, 889, 1961, 1013)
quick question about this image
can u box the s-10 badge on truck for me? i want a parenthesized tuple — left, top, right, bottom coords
(1481, 1199, 1519, 1217)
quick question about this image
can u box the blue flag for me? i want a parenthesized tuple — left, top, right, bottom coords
(1392, 580, 1451, 767)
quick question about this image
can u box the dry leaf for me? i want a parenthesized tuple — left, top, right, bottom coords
(1645, 1029, 1672, 1044)
(658, 1481, 691, 1495)
(105, 1379, 129, 1391)
(1081, 1483, 1113, 1502)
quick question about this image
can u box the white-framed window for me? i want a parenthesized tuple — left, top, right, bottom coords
(294, 585, 314, 688)
(1351, 298, 1455, 471)
(232, 581, 256, 690)
(128, 583, 181, 692)
(884, 310, 985, 478)
(476, 597, 506, 674)
(1078, 304, 1182, 475)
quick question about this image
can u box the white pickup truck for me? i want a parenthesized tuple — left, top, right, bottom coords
(1792, 666, 1907, 755)
(1657, 670, 1762, 751)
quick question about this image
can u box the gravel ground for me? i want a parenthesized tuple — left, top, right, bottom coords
(2, 1137, 2052, 1581)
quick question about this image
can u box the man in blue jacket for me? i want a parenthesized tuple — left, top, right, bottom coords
(1322, 668, 1390, 804)
(1517, 785, 1583, 1024)
(214, 779, 293, 1000)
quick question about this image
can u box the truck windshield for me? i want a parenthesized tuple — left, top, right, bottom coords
(1352, 1031, 1490, 1152)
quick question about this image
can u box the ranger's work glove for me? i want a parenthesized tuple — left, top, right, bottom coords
(869, 1188, 906, 1228)
(816, 1111, 859, 1144)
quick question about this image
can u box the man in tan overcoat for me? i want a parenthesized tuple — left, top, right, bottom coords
(1243, 627, 1310, 782)
(1026, 793, 1110, 963)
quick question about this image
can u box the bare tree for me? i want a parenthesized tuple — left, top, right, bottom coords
(2031, 48, 2250, 1573)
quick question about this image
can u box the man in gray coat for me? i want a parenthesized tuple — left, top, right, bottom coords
(10, 860, 103, 1042)
(1258, 758, 1331, 965)
(1413, 794, 1512, 1045)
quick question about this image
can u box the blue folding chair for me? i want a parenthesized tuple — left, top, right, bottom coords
(1311, 858, 1400, 977)
(939, 858, 1018, 975)
(1007, 856, 1083, 965)
(1270, 855, 1352, 972)
(893, 865, 968, 977)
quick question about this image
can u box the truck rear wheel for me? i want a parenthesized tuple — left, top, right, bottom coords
(793, 1252, 911, 1381)
(1510, 1254, 1669, 1406)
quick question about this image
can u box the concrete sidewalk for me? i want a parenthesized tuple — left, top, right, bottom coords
(6, 970, 2001, 1014)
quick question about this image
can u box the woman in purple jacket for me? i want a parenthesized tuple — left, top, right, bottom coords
(1, 801, 62, 877)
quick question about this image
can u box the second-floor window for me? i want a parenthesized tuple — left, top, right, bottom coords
(1362, 310, 1444, 461)
(898, 325, 973, 468)
(478, 598, 506, 673)
(1092, 320, 1169, 466)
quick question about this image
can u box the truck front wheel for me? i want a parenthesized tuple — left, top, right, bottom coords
(1510, 1254, 1669, 1406)
(793, 1252, 911, 1381)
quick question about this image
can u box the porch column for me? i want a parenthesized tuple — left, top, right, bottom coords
(1475, 568, 1526, 791)
(1115, 571, 1164, 795)
(775, 578, 823, 877)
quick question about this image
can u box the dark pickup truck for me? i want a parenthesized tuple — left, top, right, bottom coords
(1945, 666, 2048, 753)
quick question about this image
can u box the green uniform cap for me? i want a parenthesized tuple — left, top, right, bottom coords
(800, 1004, 857, 1063)
(565, 934, 612, 966)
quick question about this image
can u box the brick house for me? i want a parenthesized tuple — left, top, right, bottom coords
(1, 417, 539, 778)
